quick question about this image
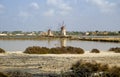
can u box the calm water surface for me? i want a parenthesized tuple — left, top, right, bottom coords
(0, 39, 120, 51)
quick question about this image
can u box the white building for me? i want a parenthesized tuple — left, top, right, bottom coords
(39, 32, 47, 36)
(0, 33, 7, 36)
(61, 26, 66, 36)
(15, 34, 24, 36)
(27, 32, 36, 36)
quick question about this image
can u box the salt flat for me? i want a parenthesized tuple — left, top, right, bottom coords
(0, 51, 120, 74)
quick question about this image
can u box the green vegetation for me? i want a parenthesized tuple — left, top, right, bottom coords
(24, 46, 84, 54)
(61, 60, 120, 77)
(109, 47, 120, 53)
(90, 49, 100, 53)
(12, 31, 23, 34)
(0, 48, 5, 53)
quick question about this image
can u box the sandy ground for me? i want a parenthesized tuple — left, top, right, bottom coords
(0, 51, 120, 75)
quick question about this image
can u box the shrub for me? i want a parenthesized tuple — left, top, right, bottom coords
(49, 46, 84, 54)
(61, 60, 120, 77)
(50, 47, 62, 54)
(90, 49, 100, 53)
(24, 46, 84, 54)
(24, 46, 49, 54)
(0, 48, 5, 53)
(0, 72, 8, 77)
(65, 46, 84, 54)
(109, 47, 120, 53)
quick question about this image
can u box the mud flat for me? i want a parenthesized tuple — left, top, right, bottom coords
(0, 51, 120, 75)
(79, 37, 120, 42)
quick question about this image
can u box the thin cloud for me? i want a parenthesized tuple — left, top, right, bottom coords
(47, 0, 58, 5)
(44, 9, 55, 16)
(59, 11, 69, 16)
(30, 2, 39, 10)
(0, 4, 5, 13)
(58, 3, 72, 11)
(74, 0, 79, 4)
(46, 0, 72, 16)
(18, 11, 31, 17)
(87, 0, 117, 13)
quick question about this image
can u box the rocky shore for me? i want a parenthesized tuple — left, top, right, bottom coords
(0, 51, 120, 75)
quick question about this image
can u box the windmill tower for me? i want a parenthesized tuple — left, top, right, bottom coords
(47, 29, 53, 36)
(48, 29, 51, 36)
(46, 25, 54, 36)
(60, 22, 66, 36)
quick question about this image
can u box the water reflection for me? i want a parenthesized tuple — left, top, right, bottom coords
(47, 39, 51, 46)
(60, 38, 67, 47)
(47, 38, 67, 47)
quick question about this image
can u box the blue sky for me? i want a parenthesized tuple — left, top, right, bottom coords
(0, 0, 120, 31)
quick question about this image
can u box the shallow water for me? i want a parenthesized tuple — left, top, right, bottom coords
(0, 39, 120, 51)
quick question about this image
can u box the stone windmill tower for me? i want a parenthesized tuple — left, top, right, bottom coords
(47, 29, 53, 36)
(60, 22, 66, 36)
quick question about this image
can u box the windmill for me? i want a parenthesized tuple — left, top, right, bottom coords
(56, 21, 66, 34)
(47, 25, 54, 36)
(57, 21, 66, 36)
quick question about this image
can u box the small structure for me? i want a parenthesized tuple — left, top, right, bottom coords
(15, 33, 24, 36)
(39, 32, 47, 36)
(27, 32, 36, 36)
(0, 33, 7, 36)
(47, 29, 53, 36)
(60, 26, 66, 36)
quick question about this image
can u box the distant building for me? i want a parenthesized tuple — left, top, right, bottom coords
(39, 32, 47, 36)
(8, 33, 13, 36)
(85, 32, 90, 35)
(60, 26, 66, 36)
(27, 32, 36, 36)
(47, 29, 53, 36)
(15, 34, 24, 36)
(0, 33, 7, 36)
